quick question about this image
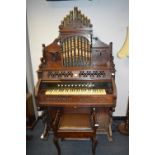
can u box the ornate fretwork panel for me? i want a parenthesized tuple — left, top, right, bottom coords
(61, 36, 91, 67)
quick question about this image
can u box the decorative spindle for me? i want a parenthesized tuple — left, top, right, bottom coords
(74, 7, 78, 20)
(62, 42, 66, 66)
(67, 39, 70, 66)
(82, 40, 85, 65)
(77, 10, 81, 20)
(79, 37, 82, 66)
(66, 15, 69, 25)
(75, 36, 78, 65)
(65, 40, 68, 66)
(63, 17, 66, 26)
(88, 19, 90, 26)
(71, 37, 74, 66)
(82, 37, 85, 66)
(88, 40, 91, 65)
(77, 36, 80, 66)
(73, 37, 76, 66)
(81, 14, 84, 25)
(69, 37, 72, 66)
(70, 11, 73, 21)
(83, 17, 87, 26)
(65, 39, 68, 67)
(85, 39, 88, 64)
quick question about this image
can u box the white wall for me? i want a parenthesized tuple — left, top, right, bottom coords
(26, 20, 38, 118)
(27, 0, 129, 116)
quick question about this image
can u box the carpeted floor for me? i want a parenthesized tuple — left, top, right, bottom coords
(26, 120, 129, 155)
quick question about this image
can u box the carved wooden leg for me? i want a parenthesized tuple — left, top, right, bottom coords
(40, 109, 50, 140)
(53, 137, 61, 155)
(40, 122, 49, 139)
(107, 117, 113, 142)
(91, 137, 98, 155)
(107, 123, 113, 142)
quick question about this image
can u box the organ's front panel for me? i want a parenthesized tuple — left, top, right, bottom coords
(35, 7, 117, 141)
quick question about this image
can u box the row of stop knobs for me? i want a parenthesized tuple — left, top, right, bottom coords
(49, 71, 73, 78)
(79, 71, 105, 77)
(48, 71, 105, 78)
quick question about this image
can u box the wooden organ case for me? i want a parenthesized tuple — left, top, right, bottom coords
(35, 7, 117, 142)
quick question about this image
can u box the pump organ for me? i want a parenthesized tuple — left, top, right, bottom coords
(35, 7, 117, 141)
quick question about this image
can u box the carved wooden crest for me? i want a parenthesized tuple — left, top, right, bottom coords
(59, 7, 92, 30)
(92, 37, 109, 48)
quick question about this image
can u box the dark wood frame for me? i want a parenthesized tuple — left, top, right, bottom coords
(35, 7, 117, 150)
(52, 108, 98, 155)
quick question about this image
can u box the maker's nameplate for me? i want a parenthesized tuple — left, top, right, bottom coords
(46, 96, 71, 102)
(46, 97, 102, 103)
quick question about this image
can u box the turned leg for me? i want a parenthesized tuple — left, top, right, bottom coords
(53, 137, 61, 155)
(107, 126, 113, 142)
(40, 122, 49, 139)
(91, 137, 98, 155)
(40, 109, 51, 140)
(107, 116, 113, 142)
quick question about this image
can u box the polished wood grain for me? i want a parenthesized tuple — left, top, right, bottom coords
(35, 7, 117, 143)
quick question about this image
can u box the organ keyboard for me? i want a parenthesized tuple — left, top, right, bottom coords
(45, 88, 106, 95)
(35, 7, 117, 141)
(44, 82, 107, 95)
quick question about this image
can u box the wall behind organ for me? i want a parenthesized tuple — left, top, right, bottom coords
(27, 0, 129, 116)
